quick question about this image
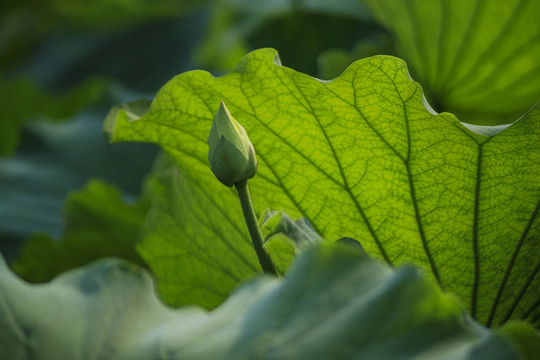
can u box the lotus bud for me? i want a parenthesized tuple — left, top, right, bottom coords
(208, 101, 258, 186)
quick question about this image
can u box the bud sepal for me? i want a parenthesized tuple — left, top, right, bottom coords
(208, 101, 258, 186)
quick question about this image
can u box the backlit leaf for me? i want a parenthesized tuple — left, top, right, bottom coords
(105, 49, 540, 326)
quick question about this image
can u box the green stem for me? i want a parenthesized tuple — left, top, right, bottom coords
(234, 181, 277, 276)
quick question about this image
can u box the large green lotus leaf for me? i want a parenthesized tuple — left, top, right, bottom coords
(1, 244, 539, 360)
(105, 49, 540, 326)
(361, 0, 540, 125)
(10, 180, 148, 283)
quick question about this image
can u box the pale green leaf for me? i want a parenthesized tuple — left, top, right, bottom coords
(105, 49, 540, 326)
(361, 0, 540, 125)
(1, 244, 539, 359)
(259, 209, 322, 247)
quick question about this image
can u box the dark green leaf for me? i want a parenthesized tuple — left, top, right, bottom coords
(195, 0, 378, 75)
(10, 180, 148, 282)
(0, 77, 105, 156)
(0, 106, 157, 259)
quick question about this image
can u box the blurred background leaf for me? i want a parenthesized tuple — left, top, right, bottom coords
(10, 179, 149, 283)
(361, 0, 540, 125)
(195, 0, 386, 75)
(0, 91, 157, 261)
(0, 76, 105, 155)
(0, 0, 210, 260)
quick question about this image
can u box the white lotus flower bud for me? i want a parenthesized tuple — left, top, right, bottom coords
(208, 101, 257, 186)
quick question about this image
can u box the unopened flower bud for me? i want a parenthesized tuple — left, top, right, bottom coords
(208, 101, 257, 186)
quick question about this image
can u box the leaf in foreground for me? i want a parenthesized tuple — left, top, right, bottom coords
(1, 244, 539, 360)
(10, 180, 148, 282)
(361, 0, 540, 125)
(105, 49, 540, 326)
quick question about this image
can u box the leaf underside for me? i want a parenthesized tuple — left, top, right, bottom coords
(362, 0, 540, 125)
(106, 48, 540, 326)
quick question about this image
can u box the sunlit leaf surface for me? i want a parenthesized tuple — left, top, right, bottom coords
(106, 49, 540, 326)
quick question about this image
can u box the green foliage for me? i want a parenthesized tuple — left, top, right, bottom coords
(137, 154, 260, 309)
(0, 77, 105, 155)
(195, 0, 379, 74)
(2, 244, 538, 359)
(260, 209, 323, 275)
(0, 0, 206, 70)
(105, 49, 540, 326)
(48, 0, 208, 29)
(11, 180, 148, 282)
(1, 1, 539, 354)
(102, 151, 326, 307)
(207, 101, 258, 187)
(361, 0, 540, 125)
(0, 105, 157, 259)
(317, 35, 394, 79)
